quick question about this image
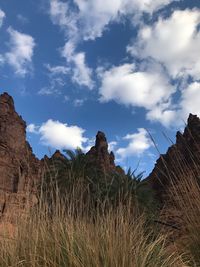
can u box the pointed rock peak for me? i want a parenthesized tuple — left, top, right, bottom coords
(183, 113, 200, 139)
(0, 92, 15, 112)
(95, 131, 108, 148)
(86, 131, 117, 172)
(43, 155, 49, 161)
(0, 92, 14, 102)
(52, 150, 66, 160)
(187, 113, 200, 128)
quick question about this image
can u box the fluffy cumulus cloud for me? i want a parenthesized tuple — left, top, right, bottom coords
(62, 41, 94, 89)
(117, 128, 152, 158)
(0, 9, 5, 27)
(27, 120, 87, 150)
(126, 8, 200, 126)
(48, 1, 200, 128)
(99, 63, 175, 126)
(128, 9, 200, 80)
(49, 0, 178, 89)
(6, 27, 35, 76)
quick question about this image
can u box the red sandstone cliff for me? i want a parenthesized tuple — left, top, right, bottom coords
(0, 92, 40, 193)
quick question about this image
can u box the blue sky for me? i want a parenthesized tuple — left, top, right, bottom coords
(0, 0, 200, 176)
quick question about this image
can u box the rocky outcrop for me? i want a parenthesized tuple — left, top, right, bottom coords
(0, 92, 40, 221)
(42, 131, 124, 175)
(86, 131, 118, 173)
(148, 113, 200, 202)
(0, 92, 40, 193)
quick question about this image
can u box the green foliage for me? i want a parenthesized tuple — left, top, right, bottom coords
(41, 149, 157, 216)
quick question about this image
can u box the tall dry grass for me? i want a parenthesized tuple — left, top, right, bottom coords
(0, 189, 186, 267)
(168, 172, 200, 266)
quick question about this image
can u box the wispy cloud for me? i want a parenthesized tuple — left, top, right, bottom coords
(38, 64, 69, 95)
(0, 9, 5, 27)
(62, 41, 94, 89)
(5, 27, 35, 76)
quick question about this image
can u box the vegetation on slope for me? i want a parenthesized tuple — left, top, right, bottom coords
(1, 148, 200, 266)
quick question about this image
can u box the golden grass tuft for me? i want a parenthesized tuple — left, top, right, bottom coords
(0, 192, 186, 267)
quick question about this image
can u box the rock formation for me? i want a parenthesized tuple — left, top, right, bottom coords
(148, 113, 200, 202)
(86, 131, 119, 173)
(0, 92, 40, 193)
(42, 131, 124, 176)
(0, 92, 40, 221)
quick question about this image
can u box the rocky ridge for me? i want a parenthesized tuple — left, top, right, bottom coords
(0, 93, 122, 222)
(1, 91, 200, 223)
(148, 113, 200, 202)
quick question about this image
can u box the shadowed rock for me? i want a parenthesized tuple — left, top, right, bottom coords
(148, 113, 200, 202)
(86, 131, 116, 172)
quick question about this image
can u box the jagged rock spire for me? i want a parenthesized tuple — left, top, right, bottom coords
(86, 131, 116, 172)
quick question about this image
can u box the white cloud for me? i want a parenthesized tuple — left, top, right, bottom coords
(0, 9, 5, 27)
(73, 98, 85, 107)
(146, 104, 178, 127)
(50, 0, 94, 89)
(74, 0, 180, 39)
(38, 77, 65, 95)
(38, 64, 69, 95)
(6, 27, 35, 76)
(99, 64, 174, 109)
(27, 123, 38, 133)
(146, 82, 200, 127)
(128, 9, 200, 80)
(17, 14, 29, 24)
(31, 119, 87, 150)
(0, 55, 4, 65)
(50, 0, 77, 39)
(49, 0, 179, 42)
(125, 9, 200, 127)
(62, 41, 94, 89)
(108, 141, 117, 152)
(49, 0, 178, 89)
(179, 82, 200, 119)
(45, 64, 69, 75)
(117, 128, 152, 158)
(99, 63, 175, 125)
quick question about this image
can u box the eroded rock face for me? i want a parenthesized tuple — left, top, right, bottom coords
(148, 113, 200, 202)
(86, 131, 116, 172)
(0, 92, 40, 194)
(42, 131, 122, 174)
